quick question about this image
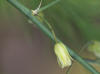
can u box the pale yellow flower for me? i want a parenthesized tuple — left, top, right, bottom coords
(54, 42, 72, 68)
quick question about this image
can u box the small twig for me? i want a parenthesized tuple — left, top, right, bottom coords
(32, 0, 42, 15)
(32, 0, 60, 16)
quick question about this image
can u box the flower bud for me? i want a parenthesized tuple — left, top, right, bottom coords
(88, 40, 100, 58)
(54, 42, 72, 68)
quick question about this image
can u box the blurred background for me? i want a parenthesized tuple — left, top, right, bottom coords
(0, 0, 100, 74)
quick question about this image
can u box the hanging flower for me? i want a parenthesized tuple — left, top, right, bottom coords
(54, 42, 72, 68)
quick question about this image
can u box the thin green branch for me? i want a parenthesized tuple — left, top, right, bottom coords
(7, 0, 99, 74)
(86, 59, 100, 65)
(39, 0, 60, 12)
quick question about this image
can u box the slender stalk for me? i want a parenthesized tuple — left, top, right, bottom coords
(7, 0, 99, 74)
(39, 0, 60, 12)
(38, 16, 58, 43)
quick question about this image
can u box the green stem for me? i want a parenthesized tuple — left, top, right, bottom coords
(7, 0, 99, 74)
(39, 0, 60, 12)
